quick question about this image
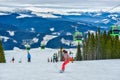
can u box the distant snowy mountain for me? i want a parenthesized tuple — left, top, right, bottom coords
(0, 8, 120, 50)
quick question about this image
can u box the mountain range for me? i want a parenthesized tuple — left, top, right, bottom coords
(0, 9, 120, 50)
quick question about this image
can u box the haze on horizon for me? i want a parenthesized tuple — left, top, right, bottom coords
(0, 0, 120, 10)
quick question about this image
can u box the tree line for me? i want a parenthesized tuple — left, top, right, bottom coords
(77, 29, 120, 60)
(0, 40, 6, 63)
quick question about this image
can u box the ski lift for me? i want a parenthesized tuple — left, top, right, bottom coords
(22, 39, 33, 51)
(73, 31, 83, 42)
(110, 25, 120, 36)
(40, 44, 46, 49)
(25, 44, 31, 51)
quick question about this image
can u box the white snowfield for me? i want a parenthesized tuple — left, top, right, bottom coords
(0, 48, 120, 80)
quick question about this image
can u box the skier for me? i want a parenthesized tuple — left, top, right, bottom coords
(69, 51, 74, 63)
(60, 50, 70, 73)
(51, 57, 53, 62)
(19, 58, 22, 63)
(53, 53, 56, 63)
(11, 57, 15, 63)
(27, 52, 31, 62)
(48, 58, 50, 62)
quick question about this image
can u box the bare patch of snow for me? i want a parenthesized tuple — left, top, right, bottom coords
(16, 14, 33, 18)
(50, 27, 54, 32)
(0, 36, 9, 42)
(61, 38, 71, 46)
(7, 30, 15, 36)
(41, 35, 57, 45)
(30, 27, 35, 32)
(66, 32, 72, 35)
(32, 37, 39, 43)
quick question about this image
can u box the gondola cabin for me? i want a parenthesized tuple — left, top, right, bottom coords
(73, 31, 83, 42)
(25, 44, 31, 51)
(110, 25, 120, 36)
(40, 44, 45, 49)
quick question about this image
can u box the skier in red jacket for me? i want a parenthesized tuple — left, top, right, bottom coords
(60, 50, 70, 72)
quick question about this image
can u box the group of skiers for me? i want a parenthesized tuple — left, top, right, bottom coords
(11, 48, 73, 72)
(11, 52, 31, 63)
(48, 53, 58, 63)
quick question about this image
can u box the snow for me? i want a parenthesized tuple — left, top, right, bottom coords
(0, 36, 9, 42)
(85, 30, 96, 35)
(32, 37, 39, 43)
(16, 14, 33, 18)
(52, 32, 61, 36)
(0, 5, 120, 18)
(102, 19, 110, 24)
(30, 27, 35, 32)
(0, 12, 9, 15)
(7, 30, 15, 36)
(50, 27, 54, 32)
(66, 32, 72, 36)
(13, 40, 17, 43)
(60, 38, 79, 46)
(31, 11, 60, 18)
(0, 48, 120, 80)
(61, 38, 71, 46)
(41, 35, 57, 45)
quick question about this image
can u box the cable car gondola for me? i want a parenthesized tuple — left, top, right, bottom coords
(73, 31, 83, 42)
(25, 44, 31, 51)
(40, 44, 46, 49)
(110, 25, 120, 36)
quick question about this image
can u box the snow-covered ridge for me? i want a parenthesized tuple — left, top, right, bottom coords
(16, 14, 33, 18)
(41, 35, 57, 45)
(0, 12, 9, 15)
(0, 6, 120, 18)
(0, 36, 17, 43)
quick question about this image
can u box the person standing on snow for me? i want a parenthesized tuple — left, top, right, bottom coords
(60, 50, 70, 72)
(27, 52, 31, 62)
(53, 53, 56, 63)
(69, 51, 74, 63)
(11, 57, 15, 63)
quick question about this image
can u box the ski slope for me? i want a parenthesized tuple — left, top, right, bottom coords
(0, 48, 120, 80)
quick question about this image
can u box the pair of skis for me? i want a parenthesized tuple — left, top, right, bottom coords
(59, 70, 64, 73)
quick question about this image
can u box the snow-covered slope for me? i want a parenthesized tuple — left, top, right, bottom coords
(0, 48, 120, 80)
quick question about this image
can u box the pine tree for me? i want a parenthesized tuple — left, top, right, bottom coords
(106, 39, 112, 59)
(112, 36, 119, 59)
(100, 31, 107, 59)
(90, 33, 96, 60)
(0, 40, 6, 63)
(83, 28, 120, 60)
(82, 40, 87, 60)
(86, 32, 91, 60)
(60, 46, 64, 61)
(76, 42, 82, 61)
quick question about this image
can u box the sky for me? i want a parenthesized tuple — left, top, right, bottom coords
(0, 0, 120, 10)
(0, 0, 120, 17)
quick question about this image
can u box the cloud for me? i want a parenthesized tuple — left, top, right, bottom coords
(0, 0, 120, 10)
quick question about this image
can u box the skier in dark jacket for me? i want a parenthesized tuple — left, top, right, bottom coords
(27, 52, 31, 62)
(53, 53, 56, 62)
(12, 57, 15, 63)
